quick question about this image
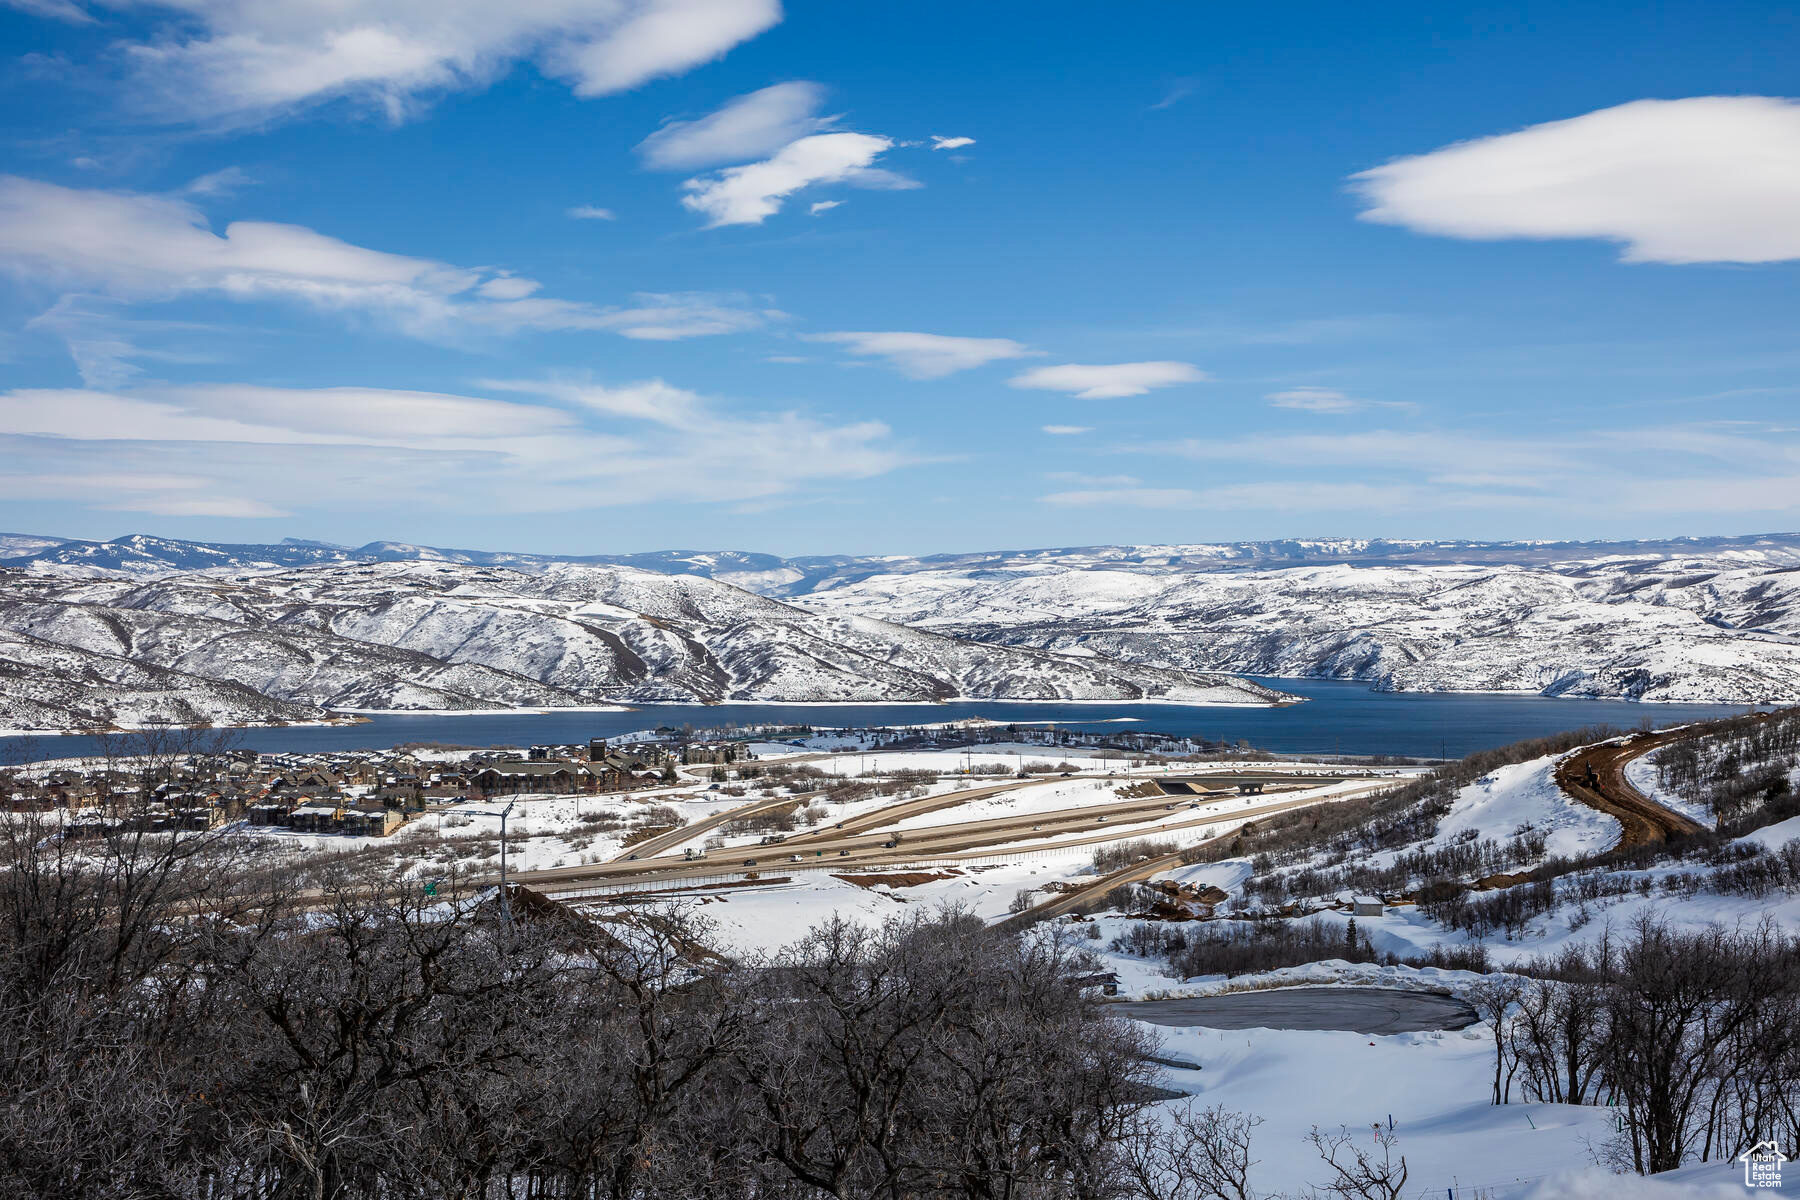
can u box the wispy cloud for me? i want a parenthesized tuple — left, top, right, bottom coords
(0, 177, 775, 369)
(181, 166, 252, 197)
(930, 135, 974, 150)
(0, 375, 914, 519)
(21, 0, 783, 128)
(1041, 424, 1091, 435)
(639, 81, 833, 170)
(680, 132, 916, 227)
(1043, 423, 1800, 519)
(1352, 96, 1800, 264)
(1265, 387, 1417, 415)
(1265, 387, 1360, 414)
(1009, 361, 1207, 399)
(566, 205, 616, 220)
(24, 295, 231, 388)
(1148, 77, 1198, 111)
(806, 330, 1037, 378)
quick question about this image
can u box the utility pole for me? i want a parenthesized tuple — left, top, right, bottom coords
(466, 798, 518, 930)
(498, 797, 515, 929)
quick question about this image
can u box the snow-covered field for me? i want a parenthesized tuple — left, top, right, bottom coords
(1157, 1012, 1607, 1197)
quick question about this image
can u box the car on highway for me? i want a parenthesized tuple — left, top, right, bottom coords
(742, 858, 758, 867)
(838, 849, 851, 856)
(882, 839, 897, 849)
(788, 854, 802, 863)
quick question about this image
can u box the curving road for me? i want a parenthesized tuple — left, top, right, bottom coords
(1554, 732, 1708, 849)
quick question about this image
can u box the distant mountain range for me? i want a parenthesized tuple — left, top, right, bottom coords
(4, 530, 1800, 728)
(10, 530, 1800, 592)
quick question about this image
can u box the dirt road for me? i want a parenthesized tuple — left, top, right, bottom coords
(1554, 732, 1708, 849)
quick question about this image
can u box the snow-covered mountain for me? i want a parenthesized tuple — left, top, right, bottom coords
(793, 555, 1800, 703)
(11, 530, 1800, 716)
(0, 562, 1283, 731)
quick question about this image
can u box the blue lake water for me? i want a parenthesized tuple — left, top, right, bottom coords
(8, 678, 1751, 763)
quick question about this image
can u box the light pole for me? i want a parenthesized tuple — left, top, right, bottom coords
(465, 797, 518, 929)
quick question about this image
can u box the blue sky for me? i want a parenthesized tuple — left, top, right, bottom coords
(1, 1, 1798, 555)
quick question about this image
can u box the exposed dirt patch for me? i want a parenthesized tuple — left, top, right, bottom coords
(832, 871, 961, 889)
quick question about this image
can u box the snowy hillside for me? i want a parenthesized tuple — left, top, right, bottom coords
(0, 562, 1283, 730)
(14, 529, 1800, 703)
(795, 556, 1800, 703)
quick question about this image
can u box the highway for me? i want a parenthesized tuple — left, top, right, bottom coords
(504, 779, 1396, 903)
(607, 790, 802, 862)
(995, 780, 1401, 927)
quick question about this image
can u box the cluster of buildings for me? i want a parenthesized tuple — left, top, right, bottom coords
(6, 736, 681, 840)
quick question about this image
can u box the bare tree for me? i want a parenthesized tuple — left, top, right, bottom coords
(1300, 1125, 1408, 1200)
(1466, 975, 1524, 1104)
(1118, 1103, 1262, 1200)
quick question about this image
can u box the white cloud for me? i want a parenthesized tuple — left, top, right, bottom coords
(680, 132, 915, 227)
(1042, 481, 1463, 513)
(638, 81, 831, 169)
(4, 0, 94, 19)
(1148, 78, 1197, 112)
(930, 135, 974, 151)
(805, 330, 1036, 379)
(477, 275, 541, 300)
(1041, 424, 1091, 435)
(24, 296, 228, 388)
(1008, 361, 1207, 399)
(1266, 387, 1359, 413)
(35, 0, 782, 126)
(1352, 96, 1800, 264)
(546, 0, 782, 99)
(0, 178, 775, 362)
(566, 204, 616, 220)
(809, 199, 843, 215)
(1046, 472, 1138, 486)
(182, 166, 252, 196)
(0, 375, 912, 518)
(581, 292, 781, 339)
(1049, 423, 1800, 519)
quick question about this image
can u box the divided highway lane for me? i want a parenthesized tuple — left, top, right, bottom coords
(575, 785, 1259, 887)
(607, 790, 805, 862)
(509, 780, 1396, 901)
(785, 777, 1044, 840)
(998, 781, 1402, 927)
